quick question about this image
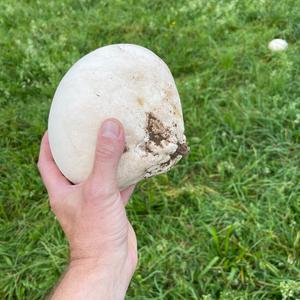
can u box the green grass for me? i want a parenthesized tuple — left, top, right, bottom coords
(1, 0, 300, 299)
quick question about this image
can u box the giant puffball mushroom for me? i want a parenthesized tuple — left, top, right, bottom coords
(48, 44, 189, 190)
(268, 39, 288, 52)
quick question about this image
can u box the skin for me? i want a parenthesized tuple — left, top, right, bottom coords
(38, 119, 137, 300)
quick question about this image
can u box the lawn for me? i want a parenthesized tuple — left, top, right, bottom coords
(1, 0, 300, 299)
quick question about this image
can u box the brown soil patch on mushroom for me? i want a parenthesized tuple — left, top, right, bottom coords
(160, 142, 189, 168)
(171, 142, 189, 159)
(123, 144, 129, 153)
(143, 112, 189, 169)
(146, 112, 170, 145)
(143, 112, 171, 154)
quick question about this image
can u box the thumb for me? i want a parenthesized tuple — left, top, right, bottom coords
(89, 118, 125, 193)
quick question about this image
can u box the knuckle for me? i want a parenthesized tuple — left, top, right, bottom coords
(83, 180, 116, 202)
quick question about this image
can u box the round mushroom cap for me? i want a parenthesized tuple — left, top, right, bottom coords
(268, 39, 288, 52)
(48, 44, 188, 190)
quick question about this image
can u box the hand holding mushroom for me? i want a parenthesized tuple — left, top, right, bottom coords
(38, 119, 137, 300)
(40, 44, 189, 299)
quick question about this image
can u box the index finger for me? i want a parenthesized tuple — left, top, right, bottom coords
(38, 131, 71, 194)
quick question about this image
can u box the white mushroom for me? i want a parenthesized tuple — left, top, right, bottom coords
(268, 39, 288, 52)
(48, 44, 189, 190)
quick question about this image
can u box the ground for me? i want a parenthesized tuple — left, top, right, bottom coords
(0, 0, 300, 299)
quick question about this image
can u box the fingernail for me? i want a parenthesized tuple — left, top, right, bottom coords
(101, 120, 120, 139)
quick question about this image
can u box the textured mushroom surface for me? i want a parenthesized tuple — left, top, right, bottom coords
(48, 44, 188, 190)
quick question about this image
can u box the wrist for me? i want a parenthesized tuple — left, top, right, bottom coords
(67, 257, 133, 299)
(50, 263, 128, 300)
(69, 245, 137, 279)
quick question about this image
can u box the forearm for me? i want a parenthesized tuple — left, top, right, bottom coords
(49, 262, 129, 300)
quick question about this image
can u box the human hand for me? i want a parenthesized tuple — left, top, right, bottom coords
(38, 119, 137, 300)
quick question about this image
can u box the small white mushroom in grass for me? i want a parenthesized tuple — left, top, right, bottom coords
(268, 39, 288, 52)
(48, 44, 189, 190)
